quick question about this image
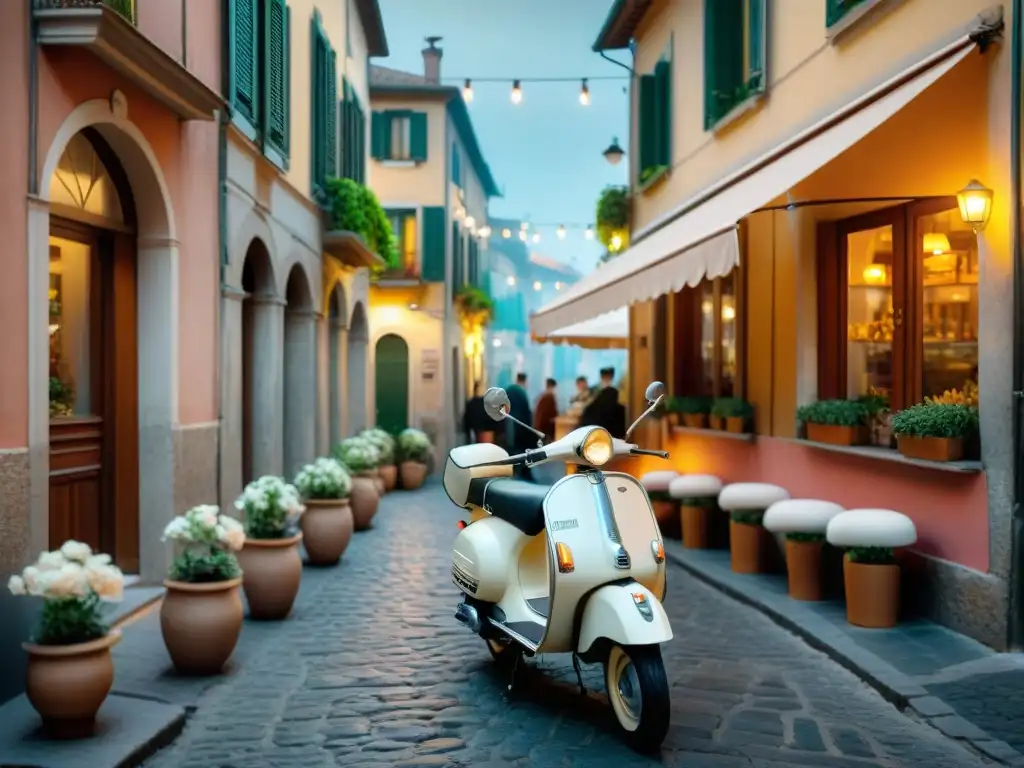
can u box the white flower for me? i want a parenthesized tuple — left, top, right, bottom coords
(7, 575, 25, 596)
(218, 516, 246, 551)
(21, 566, 41, 596)
(60, 540, 93, 564)
(37, 550, 66, 571)
(85, 562, 124, 601)
(44, 563, 89, 599)
(162, 516, 190, 542)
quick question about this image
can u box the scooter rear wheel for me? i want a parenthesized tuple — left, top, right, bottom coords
(604, 644, 670, 753)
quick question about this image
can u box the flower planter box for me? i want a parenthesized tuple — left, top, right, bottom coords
(844, 556, 901, 628)
(725, 417, 746, 434)
(806, 423, 869, 446)
(709, 415, 724, 431)
(682, 413, 707, 429)
(896, 435, 964, 462)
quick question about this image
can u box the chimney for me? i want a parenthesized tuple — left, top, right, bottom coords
(422, 36, 443, 84)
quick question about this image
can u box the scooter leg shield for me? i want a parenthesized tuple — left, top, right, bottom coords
(577, 582, 673, 656)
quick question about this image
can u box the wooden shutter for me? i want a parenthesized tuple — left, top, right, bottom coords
(409, 112, 428, 162)
(371, 112, 389, 159)
(826, 0, 863, 27)
(703, 0, 744, 129)
(451, 144, 461, 185)
(421, 207, 447, 282)
(325, 47, 338, 179)
(265, 0, 289, 156)
(310, 17, 323, 192)
(653, 60, 671, 167)
(638, 74, 657, 174)
(354, 99, 366, 183)
(230, 0, 260, 123)
(748, 0, 767, 93)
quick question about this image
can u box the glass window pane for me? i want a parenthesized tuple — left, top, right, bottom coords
(49, 236, 93, 418)
(720, 272, 737, 397)
(48, 133, 123, 224)
(919, 208, 979, 398)
(700, 281, 715, 395)
(846, 225, 894, 400)
(402, 214, 417, 272)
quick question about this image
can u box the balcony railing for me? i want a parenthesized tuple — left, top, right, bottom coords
(34, 0, 136, 25)
(376, 265, 421, 282)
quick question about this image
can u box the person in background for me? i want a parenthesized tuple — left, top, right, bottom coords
(462, 382, 492, 443)
(580, 367, 626, 438)
(571, 375, 592, 405)
(533, 378, 559, 443)
(506, 373, 534, 481)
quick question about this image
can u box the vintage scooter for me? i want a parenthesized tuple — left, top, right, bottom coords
(442, 382, 674, 752)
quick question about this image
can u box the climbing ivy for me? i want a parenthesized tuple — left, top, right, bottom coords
(325, 177, 399, 271)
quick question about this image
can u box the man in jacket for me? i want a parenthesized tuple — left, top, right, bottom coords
(533, 378, 559, 443)
(506, 373, 535, 480)
(580, 367, 626, 438)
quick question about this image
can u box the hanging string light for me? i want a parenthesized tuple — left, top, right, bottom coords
(462, 79, 473, 102)
(501, 228, 511, 239)
(445, 75, 627, 108)
(510, 79, 523, 105)
(579, 78, 590, 106)
(532, 233, 541, 243)
(518, 230, 527, 241)
(557, 224, 566, 240)
(506, 275, 516, 286)
(465, 215, 476, 229)
(533, 281, 542, 291)
(478, 225, 491, 238)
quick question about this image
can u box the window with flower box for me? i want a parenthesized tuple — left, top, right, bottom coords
(703, 0, 766, 130)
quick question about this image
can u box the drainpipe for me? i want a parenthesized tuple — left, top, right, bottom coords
(1011, 0, 1023, 650)
(27, 0, 38, 195)
(215, 0, 230, 507)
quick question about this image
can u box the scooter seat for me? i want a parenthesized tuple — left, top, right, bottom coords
(466, 478, 548, 536)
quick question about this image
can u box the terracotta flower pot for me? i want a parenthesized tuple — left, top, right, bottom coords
(160, 578, 243, 675)
(682, 413, 707, 429)
(729, 521, 765, 573)
(371, 468, 386, 495)
(725, 417, 747, 434)
(379, 464, 397, 491)
(23, 629, 121, 739)
(681, 505, 711, 549)
(897, 435, 964, 462)
(400, 460, 428, 490)
(300, 499, 354, 565)
(350, 474, 380, 530)
(785, 539, 824, 601)
(843, 556, 901, 628)
(237, 533, 303, 620)
(806, 423, 869, 446)
(709, 415, 724, 431)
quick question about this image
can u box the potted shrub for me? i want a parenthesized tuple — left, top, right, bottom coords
(294, 457, 354, 565)
(826, 509, 917, 628)
(858, 390, 891, 447)
(362, 428, 398, 491)
(7, 541, 124, 739)
(717, 483, 790, 573)
(891, 402, 978, 462)
(397, 427, 433, 490)
(160, 505, 246, 675)
(763, 499, 844, 601)
(234, 476, 305, 620)
(335, 436, 381, 529)
(796, 400, 870, 446)
(711, 397, 754, 433)
(670, 396, 712, 429)
(640, 471, 681, 537)
(668, 474, 723, 549)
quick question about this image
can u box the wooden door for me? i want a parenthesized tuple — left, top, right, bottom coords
(374, 334, 409, 434)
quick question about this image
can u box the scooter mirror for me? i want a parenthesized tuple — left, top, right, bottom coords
(645, 381, 666, 404)
(483, 387, 511, 422)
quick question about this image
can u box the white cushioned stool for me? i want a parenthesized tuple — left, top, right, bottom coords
(668, 475, 722, 549)
(764, 499, 844, 601)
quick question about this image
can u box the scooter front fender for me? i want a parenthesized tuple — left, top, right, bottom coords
(577, 581, 673, 656)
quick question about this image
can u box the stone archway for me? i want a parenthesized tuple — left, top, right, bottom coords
(328, 283, 349, 447)
(31, 97, 176, 580)
(240, 239, 277, 485)
(348, 301, 369, 434)
(283, 264, 316, 478)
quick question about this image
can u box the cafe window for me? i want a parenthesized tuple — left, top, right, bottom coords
(817, 198, 979, 411)
(672, 268, 743, 398)
(386, 209, 417, 276)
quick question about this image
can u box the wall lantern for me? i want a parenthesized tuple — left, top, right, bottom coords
(956, 179, 993, 232)
(603, 137, 625, 166)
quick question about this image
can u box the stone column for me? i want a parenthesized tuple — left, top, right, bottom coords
(250, 295, 286, 479)
(219, 286, 246, 509)
(315, 313, 330, 457)
(329, 317, 345, 446)
(283, 308, 318, 478)
(348, 335, 368, 434)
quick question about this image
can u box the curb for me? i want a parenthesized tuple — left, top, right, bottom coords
(665, 546, 1024, 766)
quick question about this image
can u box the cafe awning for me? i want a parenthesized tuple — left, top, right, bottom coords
(531, 34, 978, 337)
(532, 307, 628, 349)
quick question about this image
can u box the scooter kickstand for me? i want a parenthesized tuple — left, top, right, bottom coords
(506, 651, 521, 695)
(572, 652, 587, 696)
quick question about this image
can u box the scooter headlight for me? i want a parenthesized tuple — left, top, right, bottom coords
(579, 427, 613, 466)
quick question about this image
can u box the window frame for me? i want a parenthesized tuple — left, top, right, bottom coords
(310, 12, 337, 202)
(637, 43, 672, 191)
(389, 115, 412, 161)
(385, 208, 418, 277)
(703, 0, 767, 132)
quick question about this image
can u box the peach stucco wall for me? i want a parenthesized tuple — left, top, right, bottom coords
(661, 433, 991, 572)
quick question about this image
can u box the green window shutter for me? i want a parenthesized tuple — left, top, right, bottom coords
(748, 0, 767, 93)
(353, 99, 366, 183)
(451, 144, 461, 185)
(703, 0, 744, 130)
(230, 0, 260, 123)
(638, 74, 657, 174)
(421, 207, 447, 282)
(310, 17, 324, 194)
(264, 0, 289, 156)
(409, 112, 428, 162)
(324, 47, 338, 178)
(468, 238, 479, 287)
(826, 0, 865, 27)
(450, 223, 462, 297)
(653, 60, 671, 167)
(371, 111, 390, 159)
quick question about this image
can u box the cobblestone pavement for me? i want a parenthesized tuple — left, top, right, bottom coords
(142, 484, 991, 768)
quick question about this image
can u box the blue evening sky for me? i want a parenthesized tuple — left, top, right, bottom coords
(375, 0, 630, 273)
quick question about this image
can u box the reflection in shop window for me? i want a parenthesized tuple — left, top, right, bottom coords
(698, 269, 739, 398)
(48, 238, 92, 418)
(700, 281, 715, 394)
(846, 225, 894, 401)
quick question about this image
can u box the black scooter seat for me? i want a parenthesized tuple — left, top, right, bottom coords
(466, 478, 548, 536)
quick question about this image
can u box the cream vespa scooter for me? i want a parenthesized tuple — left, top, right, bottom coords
(443, 382, 673, 752)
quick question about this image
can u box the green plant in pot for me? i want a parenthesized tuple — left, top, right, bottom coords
(858, 390, 892, 447)
(890, 402, 978, 463)
(397, 428, 433, 490)
(295, 458, 354, 566)
(361, 428, 397, 491)
(668, 396, 712, 429)
(710, 397, 753, 433)
(796, 399, 870, 446)
(334, 436, 382, 529)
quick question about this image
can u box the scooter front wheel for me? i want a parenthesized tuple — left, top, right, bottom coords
(604, 644, 670, 753)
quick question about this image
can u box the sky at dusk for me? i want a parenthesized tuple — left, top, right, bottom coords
(375, 0, 630, 274)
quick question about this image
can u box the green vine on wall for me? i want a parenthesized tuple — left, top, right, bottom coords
(455, 284, 494, 326)
(325, 177, 399, 271)
(595, 185, 630, 259)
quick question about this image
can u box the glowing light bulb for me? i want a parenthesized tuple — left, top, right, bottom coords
(465, 216, 476, 229)
(519, 230, 527, 241)
(493, 338, 502, 348)
(502, 228, 511, 239)
(462, 79, 473, 102)
(584, 225, 594, 240)
(557, 225, 566, 240)
(579, 78, 590, 106)
(532, 233, 541, 243)
(478, 225, 492, 238)
(721, 305, 736, 321)
(555, 282, 562, 291)
(610, 233, 623, 251)
(506, 275, 516, 286)
(511, 80, 523, 105)
(533, 281, 542, 291)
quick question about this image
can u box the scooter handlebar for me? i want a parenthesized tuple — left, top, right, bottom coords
(630, 447, 669, 459)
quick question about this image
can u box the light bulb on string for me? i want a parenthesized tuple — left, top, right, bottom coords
(465, 216, 476, 229)
(502, 228, 511, 239)
(533, 281, 542, 291)
(510, 80, 523, 105)
(584, 225, 594, 240)
(518, 230, 527, 242)
(462, 79, 473, 102)
(506, 275, 516, 286)
(478, 225, 491, 238)
(579, 78, 590, 106)
(557, 224, 566, 240)
(610, 233, 623, 251)
(532, 233, 541, 243)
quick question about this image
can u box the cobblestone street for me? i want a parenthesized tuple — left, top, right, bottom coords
(141, 485, 992, 768)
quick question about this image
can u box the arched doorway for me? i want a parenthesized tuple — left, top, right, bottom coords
(348, 302, 369, 434)
(328, 284, 348, 447)
(240, 240, 276, 485)
(46, 129, 140, 570)
(375, 334, 410, 435)
(283, 264, 316, 478)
